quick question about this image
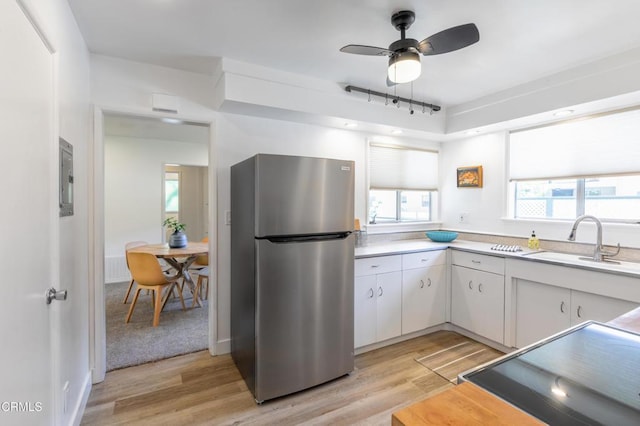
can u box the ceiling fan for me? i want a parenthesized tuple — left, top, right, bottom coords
(340, 10, 479, 85)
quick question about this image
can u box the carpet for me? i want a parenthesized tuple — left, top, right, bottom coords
(415, 335, 503, 383)
(105, 280, 208, 371)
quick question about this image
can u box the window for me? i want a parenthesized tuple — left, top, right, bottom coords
(368, 144, 438, 223)
(165, 171, 180, 213)
(514, 176, 640, 221)
(510, 107, 640, 222)
(514, 179, 577, 219)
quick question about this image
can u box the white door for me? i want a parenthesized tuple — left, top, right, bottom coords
(0, 1, 57, 424)
(354, 275, 377, 348)
(375, 271, 402, 342)
(402, 265, 446, 334)
(570, 290, 639, 326)
(516, 279, 570, 348)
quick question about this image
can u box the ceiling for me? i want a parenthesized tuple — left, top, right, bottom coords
(68, 0, 640, 110)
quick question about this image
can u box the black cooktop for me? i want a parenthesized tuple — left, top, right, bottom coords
(460, 321, 640, 425)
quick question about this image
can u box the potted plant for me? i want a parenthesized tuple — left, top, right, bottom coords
(163, 217, 188, 248)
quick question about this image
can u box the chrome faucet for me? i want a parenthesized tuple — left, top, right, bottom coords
(567, 215, 620, 262)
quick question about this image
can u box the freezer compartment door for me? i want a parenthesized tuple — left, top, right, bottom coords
(255, 155, 354, 237)
(254, 235, 354, 402)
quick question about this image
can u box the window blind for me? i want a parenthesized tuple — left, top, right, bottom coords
(510, 108, 640, 181)
(369, 144, 438, 190)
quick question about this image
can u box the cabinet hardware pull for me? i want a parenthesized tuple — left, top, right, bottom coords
(468, 280, 473, 290)
(378, 287, 383, 297)
(368, 288, 374, 298)
(420, 280, 425, 289)
(371, 265, 379, 268)
(421, 258, 428, 262)
(577, 306, 582, 318)
(471, 260, 481, 264)
(560, 301, 566, 313)
(427, 278, 432, 287)
(478, 283, 483, 293)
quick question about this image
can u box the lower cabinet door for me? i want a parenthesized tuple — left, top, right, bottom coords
(354, 275, 377, 348)
(452, 265, 505, 344)
(570, 290, 639, 326)
(375, 271, 402, 342)
(402, 265, 446, 334)
(516, 279, 570, 348)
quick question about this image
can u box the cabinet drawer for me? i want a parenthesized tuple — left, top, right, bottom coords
(402, 250, 446, 270)
(451, 250, 504, 275)
(355, 255, 402, 276)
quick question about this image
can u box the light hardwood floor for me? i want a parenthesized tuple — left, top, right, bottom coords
(82, 331, 497, 425)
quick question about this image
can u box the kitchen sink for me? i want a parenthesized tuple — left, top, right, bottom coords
(521, 250, 640, 275)
(523, 251, 618, 264)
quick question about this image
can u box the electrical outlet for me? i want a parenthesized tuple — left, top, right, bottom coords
(459, 212, 468, 223)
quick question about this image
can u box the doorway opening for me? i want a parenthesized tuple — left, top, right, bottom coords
(101, 112, 212, 372)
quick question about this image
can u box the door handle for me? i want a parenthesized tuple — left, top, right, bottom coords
(46, 287, 67, 304)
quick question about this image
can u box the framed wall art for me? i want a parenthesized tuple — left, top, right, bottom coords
(457, 165, 483, 188)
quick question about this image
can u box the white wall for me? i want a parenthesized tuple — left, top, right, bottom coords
(440, 132, 508, 232)
(104, 136, 208, 282)
(440, 132, 640, 249)
(22, 0, 92, 424)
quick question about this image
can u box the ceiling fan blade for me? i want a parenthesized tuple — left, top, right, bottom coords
(340, 44, 392, 56)
(418, 23, 479, 56)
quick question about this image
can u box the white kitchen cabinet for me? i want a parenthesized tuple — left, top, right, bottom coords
(515, 278, 639, 348)
(354, 255, 402, 348)
(354, 274, 377, 348)
(515, 279, 570, 348)
(401, 251, 446, 334)
(451, 251, 505, 344)
(570, 290, 638, 325)
(375, 271, 402, 342)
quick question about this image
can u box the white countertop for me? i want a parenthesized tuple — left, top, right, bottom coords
(355, 239, 640, 278)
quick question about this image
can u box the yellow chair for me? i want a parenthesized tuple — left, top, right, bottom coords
(192, 236, 209, 269)
(184, 236, 209, 302)
(125, 251, 186, 327)
(122, 241, 147, 304)
(194, 267, 209, 301)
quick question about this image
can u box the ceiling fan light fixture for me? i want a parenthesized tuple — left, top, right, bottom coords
(388, 51, 421, 84)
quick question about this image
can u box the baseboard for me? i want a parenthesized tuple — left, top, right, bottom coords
(444, 324, 513, 353)
(355, 324, 447, 355)
(353, 323, 514, 356)
(215, 338, 231, 355)
(70, 371, 92, 426)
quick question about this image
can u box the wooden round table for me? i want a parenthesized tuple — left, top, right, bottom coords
(128, 242, 209, 307)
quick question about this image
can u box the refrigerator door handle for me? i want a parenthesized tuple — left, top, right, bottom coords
(262, 232, 352, 243)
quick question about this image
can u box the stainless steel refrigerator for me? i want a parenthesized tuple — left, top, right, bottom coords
(230, 154, 355, 403)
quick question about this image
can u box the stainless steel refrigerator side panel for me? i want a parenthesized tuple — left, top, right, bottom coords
(230, 156, 257, 396)
(254, 155, 355, 237)
(254, 235, 355, 402)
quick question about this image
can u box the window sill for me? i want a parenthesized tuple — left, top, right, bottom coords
(365, 221, 442, 235)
